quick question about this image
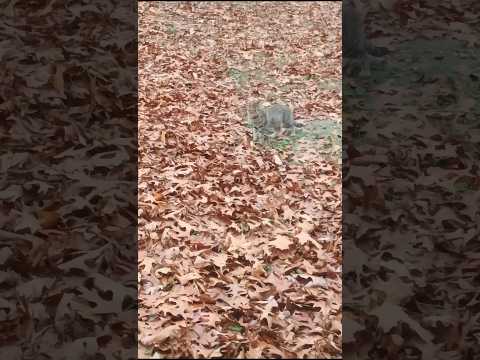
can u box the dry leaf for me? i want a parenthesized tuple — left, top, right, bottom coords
(270, 235, 292, 250)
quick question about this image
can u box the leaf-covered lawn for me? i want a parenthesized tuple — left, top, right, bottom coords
(138, 2, 342, 358)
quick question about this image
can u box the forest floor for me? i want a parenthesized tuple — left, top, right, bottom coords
(138, 2, 342, 358)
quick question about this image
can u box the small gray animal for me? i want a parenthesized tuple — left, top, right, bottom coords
(254, 102, 303, 135)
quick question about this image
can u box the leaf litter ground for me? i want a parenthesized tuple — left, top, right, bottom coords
(138, 2, 341, 358)
(343, 0, 480, 358)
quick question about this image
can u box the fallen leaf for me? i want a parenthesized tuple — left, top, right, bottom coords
(270, 235, 292, 250)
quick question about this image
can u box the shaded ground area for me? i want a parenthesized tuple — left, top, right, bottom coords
(254, 118, 341, 166)
(343, 1, 480, 358)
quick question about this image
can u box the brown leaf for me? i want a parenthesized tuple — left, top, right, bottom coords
(270, 235, 292, 250)
(53, 64, 65, 98)
(140, 324, 181, 346)
(37, 209, 60, 229)
(210, 252, 228, 268)
(177, 272, 202, 285)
